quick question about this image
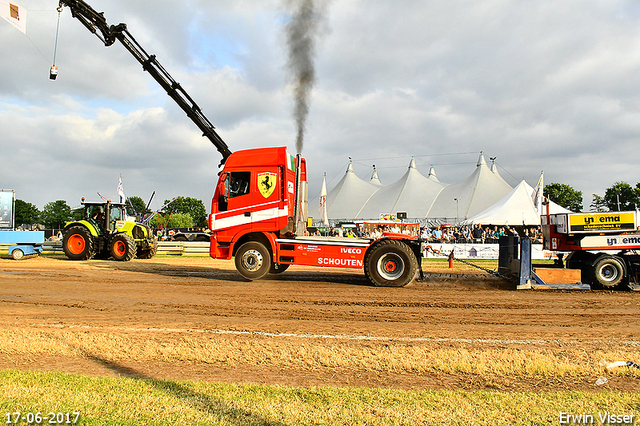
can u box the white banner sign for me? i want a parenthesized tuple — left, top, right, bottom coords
(0, 1, 26, 34)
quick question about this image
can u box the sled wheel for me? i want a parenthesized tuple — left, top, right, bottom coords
(593, 256, 625, 289)
(11, 249, 24, 260)
(364, 239, 417, 287)
(63, 226, 94, 260)
(110, 234, 136, 261)
(235, 241, 271, 280)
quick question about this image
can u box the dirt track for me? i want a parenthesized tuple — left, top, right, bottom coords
(0, 256, 639, 391)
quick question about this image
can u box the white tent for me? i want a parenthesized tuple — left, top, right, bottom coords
(369, 167, 383, 186)
(326, 161, 381, 220)
(356, 158, 446, 220)
(426, 153, 513, 223)
(464, 180, 572, 225)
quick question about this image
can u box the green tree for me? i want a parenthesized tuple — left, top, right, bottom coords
(40, 200, 71, 229)
(125, 196, 149, 218)
(14, 199, 39, 226)
(544, 183, 583, 212)
(149, 213, 193, 228)
(163, 197, 207, 227)
(591, 181, 640, 212)
(590, 194, 607, 212)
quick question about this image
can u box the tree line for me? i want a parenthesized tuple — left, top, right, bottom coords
(13, 180, 640, 229)
(15, 196, 208, 230)
(544, 181, 640, 213)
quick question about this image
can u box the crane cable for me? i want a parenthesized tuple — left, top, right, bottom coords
(50, 6, 63, 80)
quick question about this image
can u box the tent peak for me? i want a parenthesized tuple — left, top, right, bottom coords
(370, 165, 382, 186)
(428, 164, 439, 181)
(477, 152, 487, 167)
(346, 158, 354, 173)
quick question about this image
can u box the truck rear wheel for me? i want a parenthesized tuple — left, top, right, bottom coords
(364, 239, 417, 287)
(235, 241, 271, 280)
(593, 256, 625, 289)
(110, 234, 136, 261)
(63, 226, 94, 260)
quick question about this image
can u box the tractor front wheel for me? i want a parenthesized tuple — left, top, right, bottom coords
(137, 237, 158, 259)
(110, 234, 136, 261)
(63, 226, 94, 260)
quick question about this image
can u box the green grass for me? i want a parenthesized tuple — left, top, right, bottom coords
(1, 370, 638, 425)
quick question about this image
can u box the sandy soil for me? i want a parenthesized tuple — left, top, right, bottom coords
(0, 256, 638, 391)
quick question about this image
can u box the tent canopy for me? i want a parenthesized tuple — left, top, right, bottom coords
(464, 180, 572, 226)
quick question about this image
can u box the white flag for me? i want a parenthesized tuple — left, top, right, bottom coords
(319, 172, 328, 226)
(117, 177, 126, 204)
(0, 1, 27, 34)
(532, 171, 543, 213)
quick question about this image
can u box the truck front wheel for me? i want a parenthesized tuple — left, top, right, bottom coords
(593, 256, 625, 289)
(235, 241, 271, 280)
(63, 226, 94, 260)
(364, 240, 417, 287)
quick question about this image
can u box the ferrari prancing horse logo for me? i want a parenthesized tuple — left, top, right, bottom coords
(257, 172, 277, 198)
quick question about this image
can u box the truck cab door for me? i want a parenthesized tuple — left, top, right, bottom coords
(211, 171, 253, 231)
(251, 166, 284, 229)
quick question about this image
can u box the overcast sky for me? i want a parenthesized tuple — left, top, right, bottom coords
(2, 0, 640, 213)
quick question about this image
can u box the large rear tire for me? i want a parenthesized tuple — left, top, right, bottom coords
(235, 241, 271, 280)
(364, 239, 417, 287)
(593, 256, 625, 289)
(110, 234, 136, 261)
(63, 226, 94, 260)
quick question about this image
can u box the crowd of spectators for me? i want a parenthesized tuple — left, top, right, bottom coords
(317, 223, 544, 244)
(420, 224, 543, 244)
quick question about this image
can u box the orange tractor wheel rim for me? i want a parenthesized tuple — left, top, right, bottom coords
(384, 260, 398, 272)
(67, 234, 86, 255)
(114, 241, 126, 257)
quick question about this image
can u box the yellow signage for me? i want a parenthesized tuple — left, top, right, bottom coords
(568, 212, 636, 232)
(257, 172, 277, 199)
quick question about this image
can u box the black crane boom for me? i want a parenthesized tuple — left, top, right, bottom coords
(58, 0, 233, 163)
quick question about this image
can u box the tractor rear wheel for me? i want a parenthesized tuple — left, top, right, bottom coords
(364, 239, 417, 287)
(235, 241, 271, 280)
(63, 226, 94, 260)
(110, 234, 136, 261)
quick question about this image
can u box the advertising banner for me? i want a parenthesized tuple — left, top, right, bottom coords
(568, 212, 636, 233)
(0, 190, 15, 229)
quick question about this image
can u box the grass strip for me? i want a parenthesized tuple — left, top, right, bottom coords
(1, 329, 639, 383)
(1, 370, 639, 425)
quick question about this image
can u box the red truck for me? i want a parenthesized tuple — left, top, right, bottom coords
(60, 0, 423, 286)
(208, 147, 423, 286)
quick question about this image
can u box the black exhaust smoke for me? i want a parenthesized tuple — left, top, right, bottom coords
(285, 0, 326, 154)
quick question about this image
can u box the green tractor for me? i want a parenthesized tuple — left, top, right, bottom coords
(62, 199, 157, 261)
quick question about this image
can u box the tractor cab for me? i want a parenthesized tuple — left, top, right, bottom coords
(82, 201, 126, 234)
